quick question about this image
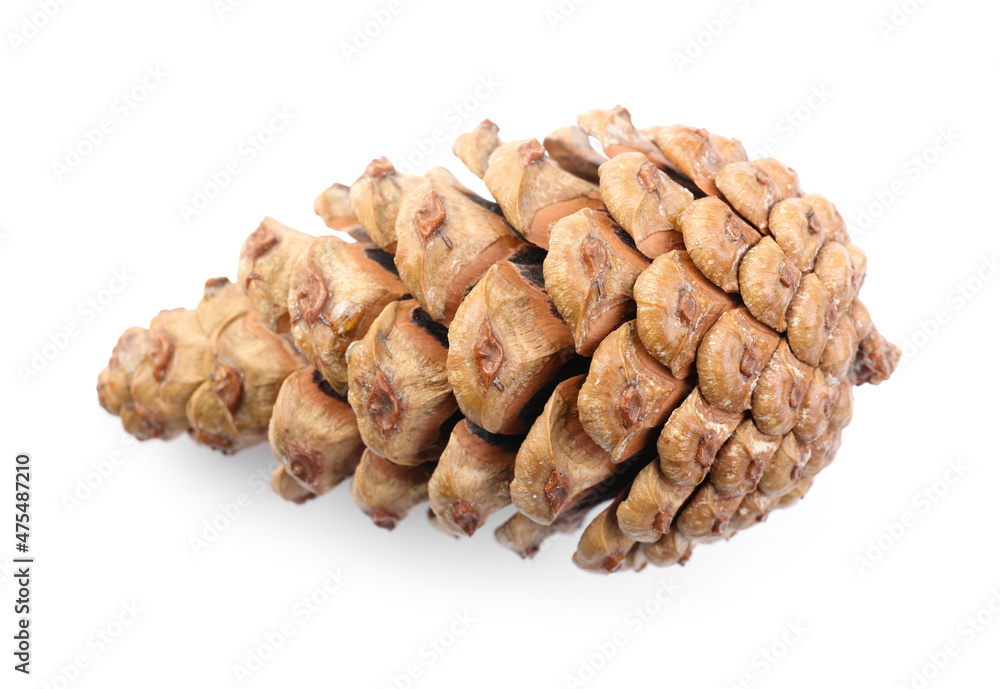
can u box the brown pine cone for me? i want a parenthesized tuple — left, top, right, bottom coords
(99, 106, 901, 574)
(98, 277, 305, 453)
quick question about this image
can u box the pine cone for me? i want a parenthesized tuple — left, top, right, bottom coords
(98, 277, 305, 453)
(99, 106, 900, 573)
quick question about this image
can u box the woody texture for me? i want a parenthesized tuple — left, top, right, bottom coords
(98, 106, 900, 573)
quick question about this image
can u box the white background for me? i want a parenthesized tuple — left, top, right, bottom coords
(2, 0, 999, 687)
